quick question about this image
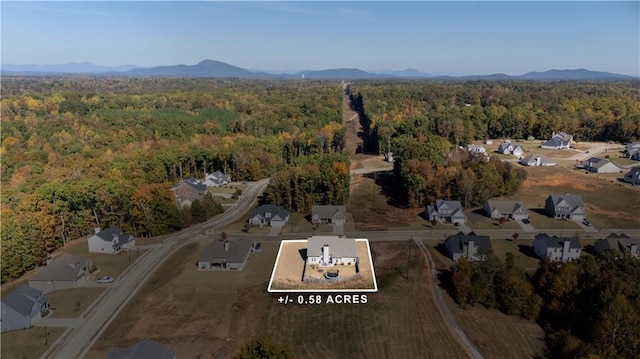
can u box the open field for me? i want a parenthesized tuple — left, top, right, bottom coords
(87, 238, 548, 358)
(508, 166, 640, 229)
(269, 240, 375, 291)
(47, 288, 106, 318)
(63, 241, 146, 279)
(428, 247, 547, 358)
(1, 326, 66, 359)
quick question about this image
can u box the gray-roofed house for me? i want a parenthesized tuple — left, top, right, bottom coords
(623, 167, 640, 186)
(520, 153, 556, 167)
(311, 205, 347, 225)
(171, 177, 208, 208)
(582, 157, 621, 173)
(624, 142, 640, 160)
(545, 193, 586, 221)
(108, 339, 175, 359)
(1, 286, 49, 332)
(426, 200, 467, 225)
(203, 171, 231, 187)
(87, 227, 135, 254)
(497, 140, 524, 156)
(306, 235, 358, 266)
(594, 233, 640, 259)
(533, 234, 581, 262)
(445, 231, 493, 261)
(28, 254, 93, 293)
(482, 200, 529, 221)
(541, 132, 572, 149)
(197, 239, 258, 271)
(247, 204, 290, 227)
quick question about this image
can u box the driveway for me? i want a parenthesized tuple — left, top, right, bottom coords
(332, 224, 345, 236)
(575, 219, 599, 233)
(516, 219, 537, 232)
(268, 225, 283, 237)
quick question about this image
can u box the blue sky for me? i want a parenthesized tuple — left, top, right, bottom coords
(2, 1, 638, 76)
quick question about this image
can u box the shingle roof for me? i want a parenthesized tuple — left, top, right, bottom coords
(536, 235, 581, 249)
(29, 254, 91, 282)
(198, 240, 254, 264)
(445, 233, 492, 254)
(307, 236, 358, 258)
(549, 194, 584, 209)
(172, 177, 207, 193)
(312, 205, 347, 220)
(108, 339, 175, 359)
(541, 137, 570, 148)
(485, 200, 527, 215)
(93, 227, 134, 247)
(521, 153, 554, 165)
(248, 204, 289, 221)
(2, 286, 43, 316)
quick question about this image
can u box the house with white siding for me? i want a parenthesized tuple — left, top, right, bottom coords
(87, 227, 135, 254)
(533, 234, 581, 262)
(545, 193, 586, 221)
(306, 235, 358, 267)
(483, 200, 528, 221)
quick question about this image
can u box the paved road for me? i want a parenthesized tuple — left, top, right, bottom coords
(349, 166, 393, 175)
(566, 142, 623, 162)
(43, 179, 270, 359)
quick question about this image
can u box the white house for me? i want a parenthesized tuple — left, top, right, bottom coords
(467, 144, 486, 154)
(582, 157, 621, 173)
(306, 235, 358, 267)
(203, 171, 231, 187)
(483, 200, 528, 221)
(541, 132, 572, 149)
(533, 234, 581, 262)
(247, 204, 290, 227)
(520, 153, 556, 167)
(497, 140, 524, 156)
(426, 200, 467, 225)
(87, 227, 135, 254)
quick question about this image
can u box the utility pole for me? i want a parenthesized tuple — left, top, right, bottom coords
(406, 237, 413, 280)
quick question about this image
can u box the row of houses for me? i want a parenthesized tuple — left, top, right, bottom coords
(445, 231, 640, 263)
(426, 193, 588, 225)
(246, 204, 347, 227)
(171, 171, 231, 208)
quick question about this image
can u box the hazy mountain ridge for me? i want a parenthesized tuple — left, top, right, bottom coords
(2, 60, 635, 80)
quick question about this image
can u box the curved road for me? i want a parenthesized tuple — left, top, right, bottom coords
(43, 178, 270, 359)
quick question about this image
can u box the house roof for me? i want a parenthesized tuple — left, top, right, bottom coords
(535, 234, 581, 249)
(435, 200, 463, 211)
(585, 157, 619, 170)
(548, 194, 584, 209)
(445, 232, 492, 254)
(2, 286, 43, 316)
(198, 240, 254, 264)
(541, 137, 570, 148)
(108, 339, 175, 359)
(521, 153, 554, 165)
(307, 235, 358, 258)
(553, 132, 573, 141)
(248, 204, 289, 221)
(172, 177, 207, 193)
(312, 205, 347, 220)
(29, 254, 91, 282)
(92, 227, 134, 247)
(485, 200, 527, 215)
(596, 234, 639, 254)
(498, 141, 523, 152)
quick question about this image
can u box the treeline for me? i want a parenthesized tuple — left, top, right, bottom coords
(448, 253, 640, 358)
(1, 77, 347, 282)
(348, 80, 638, 208)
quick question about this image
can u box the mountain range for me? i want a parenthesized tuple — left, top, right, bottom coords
(2, 59, 635, 81)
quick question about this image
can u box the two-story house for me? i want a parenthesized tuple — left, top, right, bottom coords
(171, 177, 208, 208)
(545, 193, 586, 221)
(1, 286, 49, 332)
(497, 140, 524, 156)
(426, 200, 467, 225)
(482, 200, 528, 221)
(594, 233, 640, 259)
(533, 234, 581, 262)
(445, 231, 492, 261)
(87, 227, 135, 254)
(540, 132, 572, 149)
(203, 171, 231, 187)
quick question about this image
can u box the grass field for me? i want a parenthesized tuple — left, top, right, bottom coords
(47, 288, 105, 318)
(87, 238, 549, 358)
(0, 326, 66, 359)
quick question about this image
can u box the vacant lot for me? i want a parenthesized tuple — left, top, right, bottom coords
(47, 287, 105, 318)
(1, 326, 66, 359)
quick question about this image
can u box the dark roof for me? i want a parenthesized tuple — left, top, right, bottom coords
(536, 235, 581, 249)
(541, 137, 570, 148)
(93, 227, 134, 247)
(172, 177, 207, 193)
(108, 339, 175, 359)
(29, 254, 91, 282)
(307, 236, 358, 258)
(248, 204, 289, 221)
(549, 194, 584, 208)
(198, 240, 253, 264)
(445, 233, 492, 253)
(521, 153, 554, 164)
(312, 205, 347, 220)
(485, 200, 527, 215)
(2, 286, 43, 316)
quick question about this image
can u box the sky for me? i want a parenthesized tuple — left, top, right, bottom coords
(1, 1, 639, 76)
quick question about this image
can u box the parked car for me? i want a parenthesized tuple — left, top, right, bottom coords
(522, 218, 530, 224)
(97, 276, 114, 283)
(583, 220, 592, 227)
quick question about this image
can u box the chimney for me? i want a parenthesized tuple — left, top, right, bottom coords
(630, 243, 638, 256)
(224, 240, 229, 251)
(467, 239, 475, 259)
(322, 244, 330, 265)
(563, 240, 571, 261)
(95, 227, 101, 234)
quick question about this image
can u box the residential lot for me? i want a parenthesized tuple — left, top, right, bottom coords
(47, 288, 106, 318)
(1, 326, 66, 359)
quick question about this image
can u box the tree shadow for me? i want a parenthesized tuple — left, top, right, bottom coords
(363, 171, 406, 208)
(518, 244, 539, 259)
(530, 208, 549, 217)
(298, 248, 307, 261)
(582, 244, 599, 256)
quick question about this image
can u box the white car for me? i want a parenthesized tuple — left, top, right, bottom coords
(96, 276, 114, 283)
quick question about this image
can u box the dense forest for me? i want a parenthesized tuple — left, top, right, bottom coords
(449, 253, 640, 358)
(1, 77, 349, 282)
(348, 80, 639, 208)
